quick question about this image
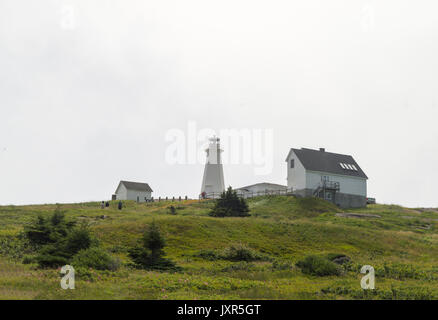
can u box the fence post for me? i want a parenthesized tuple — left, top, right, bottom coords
(185, 195, 188, 200)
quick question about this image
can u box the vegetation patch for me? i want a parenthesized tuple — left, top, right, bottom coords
(1, 198, 438, 299)
(209, 187, 250, 217)
(128, 222, 180, 271)
(195, 244, 270, 262)
(296, 255, 342, 276)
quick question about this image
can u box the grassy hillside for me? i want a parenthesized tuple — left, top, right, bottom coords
(1, 196, 438, 300)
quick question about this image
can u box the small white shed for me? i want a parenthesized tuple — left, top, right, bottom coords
(113, 181, 153, 202)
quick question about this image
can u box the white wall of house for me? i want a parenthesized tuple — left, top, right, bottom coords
(126, 190, 152, 202)
(115, 183, 152, 202)
(306, 171, 367, 196)
(286, 151, 306, 190)
(115, 183, 128, 200)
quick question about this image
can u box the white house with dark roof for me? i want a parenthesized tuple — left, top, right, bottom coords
(285, 148, 368, 208)
(113, 181, 153, 202)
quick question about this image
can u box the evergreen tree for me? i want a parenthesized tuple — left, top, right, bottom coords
(25, 208, 94, 268)
(209, 186, 250, 217)
(128, 222, 178, 270)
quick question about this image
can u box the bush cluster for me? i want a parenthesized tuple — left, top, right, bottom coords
(24, 208, 118, 271)
(222, 243, 266, 262)
(128, 222, 179, 271)
(209, 187, 250, 217)
(296, 255, 342, 276)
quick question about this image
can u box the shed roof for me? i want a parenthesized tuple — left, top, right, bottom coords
(236, 182, 287, 191)
(117, 181, 153, 192)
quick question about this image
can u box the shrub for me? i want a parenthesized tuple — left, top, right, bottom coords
(296, 255, 342, 276)
(209, 187, 250, 217)
(64, 225, 94, 256)
(24, 209, 100, 268)
(195, 249, 220, 261)
(71, 247, 120, 271)
(222, 244, 266, 262)
(24, 208, 75, 247)
(35, 243, 71, 268)
(128, 222, 179, 271)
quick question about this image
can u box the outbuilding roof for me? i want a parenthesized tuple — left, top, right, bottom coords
(286, 148, 368, 179)
(117, 181, 153, 192)
(236, 182, 287, 191)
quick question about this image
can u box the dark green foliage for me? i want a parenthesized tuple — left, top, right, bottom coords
(209, 187, 250, 217)
(195, 249, 220, 261)
(35, 225, 94, 268)
(128, 222, 178, 271)
(35, 244, 71, 268)
(64, 226, 94, 256)
(222, 243, 266, 262)
(296, 255, 342, 276)
(72, 247, 120, 271)
(168, 206, 177, 215)
(24, 208, 75, 247)
(24, 209, 100, 268)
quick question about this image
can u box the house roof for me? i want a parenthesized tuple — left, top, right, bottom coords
(236, 182, 287, 191)
(118, 181, 153, 192)
(286, 148, 368, 179)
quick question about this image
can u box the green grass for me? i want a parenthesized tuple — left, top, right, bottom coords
(1, 196, 438, 299)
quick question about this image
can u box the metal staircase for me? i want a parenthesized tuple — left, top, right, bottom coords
(313, 181, 340, 200)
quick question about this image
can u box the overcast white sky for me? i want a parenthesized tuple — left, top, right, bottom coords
(1, 0, 437, 207)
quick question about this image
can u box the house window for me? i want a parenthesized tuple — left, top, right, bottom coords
(290, 159, 295, 168)
(325, 192, 332, 200)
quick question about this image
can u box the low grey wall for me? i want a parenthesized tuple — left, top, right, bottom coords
(294, 189, 366, 208)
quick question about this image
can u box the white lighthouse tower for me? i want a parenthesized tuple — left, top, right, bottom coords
(200, 137, 225, 198)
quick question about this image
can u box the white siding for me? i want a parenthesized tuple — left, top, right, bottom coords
(115, 184, 128, 200)
(115, 183, 152, 202)
(286, 151, 306, 190)
(306, 171, 367, 196)
(126, 190, 152, 202)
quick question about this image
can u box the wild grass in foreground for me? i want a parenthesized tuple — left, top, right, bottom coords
(1, 196, 438, 299)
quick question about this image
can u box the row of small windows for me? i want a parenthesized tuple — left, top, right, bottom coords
(340, 163, 358, 171)
(290, 159, 357, 172)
